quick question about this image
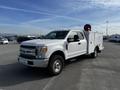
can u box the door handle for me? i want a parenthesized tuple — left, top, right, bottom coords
(78, 42, 81, 45)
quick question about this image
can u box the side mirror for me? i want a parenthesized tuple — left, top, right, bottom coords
(67, 38, 72, 43)
(74, 35, 79, 42)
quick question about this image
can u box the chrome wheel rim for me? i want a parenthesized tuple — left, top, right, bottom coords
(53, 60, 61, 73)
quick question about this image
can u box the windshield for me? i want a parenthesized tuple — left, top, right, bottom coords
(44, 31, 69, 39)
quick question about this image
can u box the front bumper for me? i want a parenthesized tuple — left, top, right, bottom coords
(18, 57, 49, 68)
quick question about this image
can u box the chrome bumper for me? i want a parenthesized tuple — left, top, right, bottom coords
(18, 57, 49, 68)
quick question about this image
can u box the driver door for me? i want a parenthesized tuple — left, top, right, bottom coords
(67, 31, 81, 58)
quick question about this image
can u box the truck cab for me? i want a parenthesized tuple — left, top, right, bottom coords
(18, 30, 104, 75)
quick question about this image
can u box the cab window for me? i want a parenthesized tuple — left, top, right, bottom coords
(77, 32, 84, 40)
(68, 31, 79, 42)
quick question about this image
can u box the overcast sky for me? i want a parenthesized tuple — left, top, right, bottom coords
(0, 0, 120, 35)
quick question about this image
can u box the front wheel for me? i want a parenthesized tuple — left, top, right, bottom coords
(48, 55, 64, 75)
(91, 48, 98, 58)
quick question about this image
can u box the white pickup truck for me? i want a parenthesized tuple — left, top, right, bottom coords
(18, 30, 104, 75)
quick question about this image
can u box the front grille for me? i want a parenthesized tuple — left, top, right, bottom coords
(20, 45, 36, 59)
(20, 54, 36, 59)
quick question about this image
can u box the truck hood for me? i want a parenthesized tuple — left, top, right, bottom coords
(21, 39, 64, 46)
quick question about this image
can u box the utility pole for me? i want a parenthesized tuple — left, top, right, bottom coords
(106, 21, 109, 36)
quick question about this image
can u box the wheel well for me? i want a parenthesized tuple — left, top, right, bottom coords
(50, 51, 65, 60)
(96, 46, 100, 53)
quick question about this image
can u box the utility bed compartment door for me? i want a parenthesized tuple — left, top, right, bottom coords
(87, 32, 95, 54)
(85, 31, 103, 54)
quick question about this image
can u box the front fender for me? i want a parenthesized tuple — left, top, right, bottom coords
(46, 44, 66, 59)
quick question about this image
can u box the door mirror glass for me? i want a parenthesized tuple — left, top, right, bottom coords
(67, 38, 73, 42)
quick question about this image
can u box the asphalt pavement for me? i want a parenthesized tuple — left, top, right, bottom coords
(0, 42, 120, 90)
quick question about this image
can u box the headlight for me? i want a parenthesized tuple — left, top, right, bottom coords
(36, 46, 48, 54)
(36, 46, 47, 59)
(40, 46, 48, 53)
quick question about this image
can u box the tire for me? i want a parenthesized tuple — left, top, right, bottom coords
(91, 48, 98, 58)
(48, 55, 64, 75)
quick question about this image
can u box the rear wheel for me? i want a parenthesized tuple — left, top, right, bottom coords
(48, 55, 64, 75)
(91, 48, 98, 58)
